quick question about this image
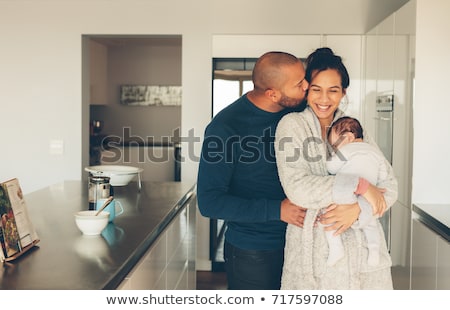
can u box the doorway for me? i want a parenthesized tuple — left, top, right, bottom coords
(82, 35, 182, 182)
(209, 58, 255, 271)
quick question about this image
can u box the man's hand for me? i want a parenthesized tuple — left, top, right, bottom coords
(319, 203, 360, 236)
(280, 198, 306, 227)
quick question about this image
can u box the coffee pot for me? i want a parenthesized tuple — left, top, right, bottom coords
(88, 174, 112, 210)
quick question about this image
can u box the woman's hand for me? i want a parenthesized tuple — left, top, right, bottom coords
(319, 203, 360, 236)
(362, 183, 387, 217)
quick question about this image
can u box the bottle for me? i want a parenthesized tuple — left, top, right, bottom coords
(88, 174, 111, 210)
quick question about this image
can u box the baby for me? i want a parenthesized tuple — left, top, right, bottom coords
(325, 116, 389, 266)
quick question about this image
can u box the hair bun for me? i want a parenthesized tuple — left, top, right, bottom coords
(304, 46, 350, 88)
(315, 47, 334, 55)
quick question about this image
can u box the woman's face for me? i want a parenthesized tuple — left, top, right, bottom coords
(307, 69, 345, 125)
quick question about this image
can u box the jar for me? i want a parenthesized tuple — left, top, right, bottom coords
(88, 174, 111, 210)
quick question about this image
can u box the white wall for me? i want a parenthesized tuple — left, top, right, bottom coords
(412, 0, 450, 203)
(91, 41, 182, 140)
(0, 1, 211, 193)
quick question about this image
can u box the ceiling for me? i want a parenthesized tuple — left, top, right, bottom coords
(210, 0, 411, 34)
(90, 0, 410, 47)
(344, 0, 411, 31)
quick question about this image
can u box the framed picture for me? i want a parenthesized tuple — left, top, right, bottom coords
(120, 85, 182, 106)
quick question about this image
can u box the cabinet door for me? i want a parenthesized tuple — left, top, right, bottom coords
(390, 202, 411, 289)
(166, 207, 189, 289)
(123, 232, 167, 290)
(322, 35, 362, 120)
(411, 219, 437, 289)
(212, 35, 321, 58)
(437, 236, 450, 289)
(117, 192, 196, 290)
(363, 30, 378, 137)
(187, 194, 197, 289)
(376, 14, 395, 93)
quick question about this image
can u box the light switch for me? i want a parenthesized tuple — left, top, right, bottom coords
(49, 139, 64, 155)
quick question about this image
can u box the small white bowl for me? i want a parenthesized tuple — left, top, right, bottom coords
(85, 165, 143, 186)
(74, 210, 110, 235)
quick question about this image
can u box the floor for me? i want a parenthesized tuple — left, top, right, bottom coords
(196, 271, 228, 290)
(196, 221, 227, 290)
(198, 226, 410, 290)
(196, 269, 409, 290)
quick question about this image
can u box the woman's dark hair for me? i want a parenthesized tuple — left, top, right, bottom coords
(304, 47, 350, 89)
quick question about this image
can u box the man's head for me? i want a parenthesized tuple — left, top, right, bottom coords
(250, 51, 308, 112)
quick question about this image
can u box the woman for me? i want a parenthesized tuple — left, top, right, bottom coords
(275, 47, 398, 289)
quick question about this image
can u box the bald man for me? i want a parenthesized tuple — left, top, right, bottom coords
(197, 51, 309, 290)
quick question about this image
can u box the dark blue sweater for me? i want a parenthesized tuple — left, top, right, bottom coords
(197, 94, 305, 250)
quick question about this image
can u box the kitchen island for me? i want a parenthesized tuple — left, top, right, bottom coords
(411, 203, 450, 289)
(412, 204, 450, 242)
(0, 180, 196, 290)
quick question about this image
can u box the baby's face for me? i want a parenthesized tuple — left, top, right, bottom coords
(329, 129, 354, 150)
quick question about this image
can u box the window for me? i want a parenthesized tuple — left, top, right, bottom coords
(212, 58, 256, 117)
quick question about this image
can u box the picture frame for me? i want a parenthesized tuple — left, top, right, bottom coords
(120, 85, 182, 106)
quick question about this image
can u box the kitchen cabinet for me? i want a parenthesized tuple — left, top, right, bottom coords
(376, 14, 395, 94)
(363, 1, 416, 289)
(411, 218, 436, 289)
(390, 201, 411, 289)
(321, 35, 363, 120)
(392, 0, 415, 208)
(411, 209, 450, 290)
(363, 27, 378, 137)
(117, 192, 196, 290)
(437, 235, 450, 289)
(212, 34, 321, 59)
(90, 40, 108, 105)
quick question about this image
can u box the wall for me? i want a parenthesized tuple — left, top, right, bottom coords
(0, 1, 213, 194)
(0, 0, 409, 194)
(412, 0, 450, 204)
(90, 41, 182, 140)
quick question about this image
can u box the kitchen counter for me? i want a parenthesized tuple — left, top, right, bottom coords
(412, 203, 450, 242)
(0, 180, 196, 289)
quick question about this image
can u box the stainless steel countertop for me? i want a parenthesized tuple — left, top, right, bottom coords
(0, 180, 195, 289)
(412, 203, 450, 242)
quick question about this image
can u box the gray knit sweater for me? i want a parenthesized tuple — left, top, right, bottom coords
(275, 107, 398, 289)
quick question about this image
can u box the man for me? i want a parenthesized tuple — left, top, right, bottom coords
(197, 51, 308, 290)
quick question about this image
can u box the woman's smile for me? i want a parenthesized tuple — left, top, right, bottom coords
(307, 69, 345, 125)
(315, 103, 333, 112)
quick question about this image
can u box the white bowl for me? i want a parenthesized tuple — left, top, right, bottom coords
(85, 165, 143, 186)
(75, 210, 110, 235)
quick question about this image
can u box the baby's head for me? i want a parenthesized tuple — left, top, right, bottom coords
(327, 116, 364, 149)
